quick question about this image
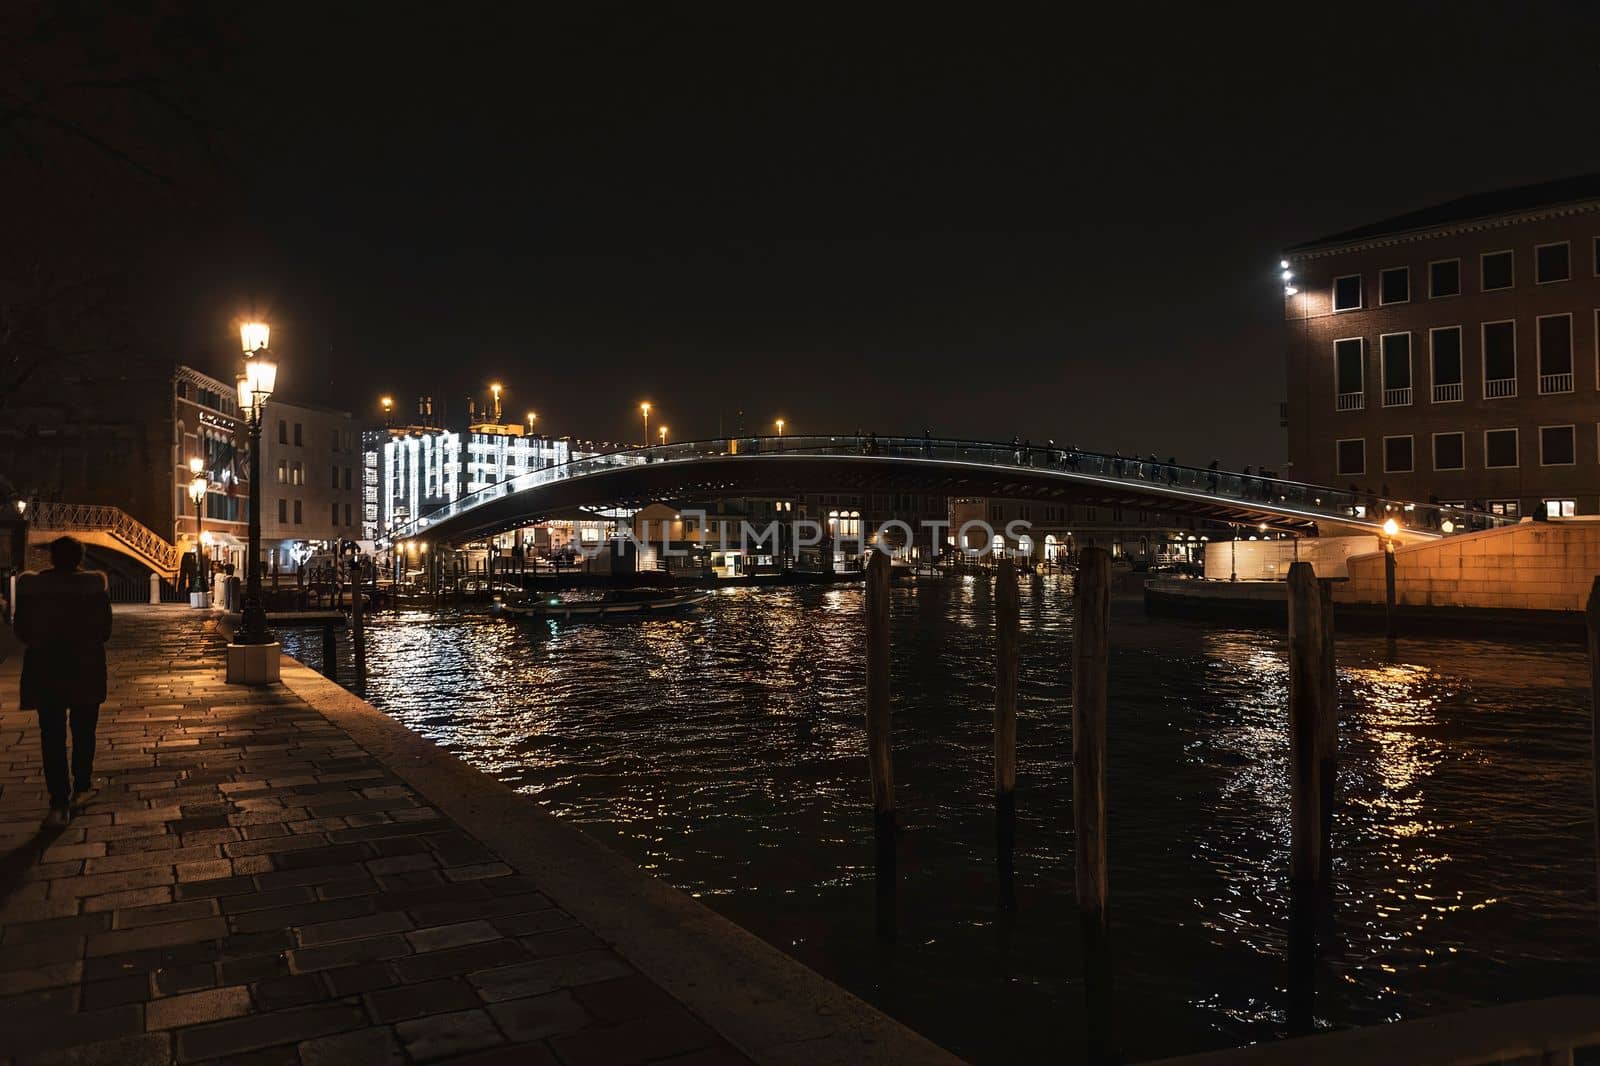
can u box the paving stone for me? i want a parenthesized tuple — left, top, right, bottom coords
(2, 1002, 143, 1057)
(227, 897, 374, 935)
(145, 984, 251, 1029)
(81, 973, 154, 1009)
(323, 962, 397, 997)
(470, 951, 635, 1003)
(298, 1026, 405, 1066)
(519, 926, 606, 959)
(406, 891, 551, 927)
(404, 920, 501, 954)
(0, 932, 84, 972)
(112, 898, 220, 930)
(155, 961, 221, 995)
(175, 1001, 366, 1061)
(492, 908, 579, 938)
(392, 938, 528, 984)
(86, 916, 228, 958)
(174, 876, 255, 901)
(249, 973, 329, 1011)
(547, 1008, 721, 1066)
(82, 886, 174, 913)
(365, 976, 482, 1023)
(13, 1031, 172, 1066)
(486, 988, 591, 1042)
(294, 910, 412, 947)
(286, 933, 412, 974)
(394, 1008, 505, 1062)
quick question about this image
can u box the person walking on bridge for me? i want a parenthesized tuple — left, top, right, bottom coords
(13, 536, 112, 825)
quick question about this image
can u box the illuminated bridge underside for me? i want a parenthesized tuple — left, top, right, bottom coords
(400, 447, 1449, 546)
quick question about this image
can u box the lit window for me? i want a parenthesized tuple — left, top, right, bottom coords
(1433, 432, 1465, 471)
(1489, 499, 1520, 516)
(1539, 425, 1575, 466)
(1544, 499, 1576, 519)
(1481, 250, 1514, 291)
(1484, 428, 1519, 469)
(1335, 438, 1365, 477)
(1379, 266, 1409, 305)
(1332, 274, 1362, 311)
(1535, 241, 1570, 284)
(1428, 259, 1461, 298)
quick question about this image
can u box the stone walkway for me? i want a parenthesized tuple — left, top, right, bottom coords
(0, 608, 748, 1065)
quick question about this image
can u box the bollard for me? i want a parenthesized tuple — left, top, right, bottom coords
(149, 572, 161, 605)
(321, 622, 337, 681)
(1286, 561, 1332, 1033)
(864, 549, 895, 939)
(1073, 547, 1113, 1062)
(1587, 577, 1600, 925)
(994, 556, 1019, 907)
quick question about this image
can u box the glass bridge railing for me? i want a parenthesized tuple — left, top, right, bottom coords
(383, 435, 1517, 543)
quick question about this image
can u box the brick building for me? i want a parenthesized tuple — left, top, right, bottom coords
(1283, 174, 1600, 518)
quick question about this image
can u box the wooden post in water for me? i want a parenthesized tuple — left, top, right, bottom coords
(351, 559, 366, 693)
(1073, 547, 1112, 1062)
(321, 621, 337, 681)
(1587, 577, 1600, 924)
(995, 556, 1019, 908)
(1285, 561, 1331, 1033)
(1316, 574, 1339, 893)
(1383, 543, 1397, 639)
(864, 549, 896, 939)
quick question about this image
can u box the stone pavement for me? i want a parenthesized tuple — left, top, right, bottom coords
(0, 608, 752, 1065)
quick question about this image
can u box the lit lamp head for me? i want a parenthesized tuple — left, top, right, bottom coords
(199, 531, 212, 546)
(236, 354, 277, 416)
(659, 426, 668, 443)
(775, 418, 784, 434)
(188, 474, 207, 504)
(1382, 518, 1400, 538)
(381, 396, 393, 413)
(240, 322, 270, 354)
(1441, 519, 1455, 534)
(13, 499, 25, 517)
(189, 457, 204, 475)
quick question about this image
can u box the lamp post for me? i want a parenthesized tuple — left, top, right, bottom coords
(526, 411, 537, 435)
(659, 425, 668, 446)
(381, 395, 394, 428)
(490, 383, 503, 423)
(1381, 517, 1399, 638)
(640, 402, 651, 447)
(775, 418, 784, 438)
(235, 322, 277, 645)
(188, 461, 209, 606)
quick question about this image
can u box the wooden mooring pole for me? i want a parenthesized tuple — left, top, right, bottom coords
(1587, 577, 1600, 925)
(1073, 547, 1112, 1062)
(1286, 561, 1333, 1033)
(320, 621, 337, 681)
(995, 556, 1019, 908)
(351, 560, 366, 694)
(865, 549, 896, 939)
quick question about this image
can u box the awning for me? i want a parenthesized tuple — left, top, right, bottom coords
(206, 532, 244, 548)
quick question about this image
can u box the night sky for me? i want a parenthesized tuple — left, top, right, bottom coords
(16, 3, 1600, 465)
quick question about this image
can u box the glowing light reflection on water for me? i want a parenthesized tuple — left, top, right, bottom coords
(283, 580, 1600, 1062)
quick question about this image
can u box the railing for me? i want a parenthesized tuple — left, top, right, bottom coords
(383, 435, 1519, 546)
(1432, 382, 1462, 402)
(31, 502, 182, 576)
(1485, 377, 1517, 398)
(1335, 392, 1364, 411)
(1539, 371, 1573, 394)
(1382, 386, 1412, 407)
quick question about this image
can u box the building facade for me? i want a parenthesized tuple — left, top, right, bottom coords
(1284, 175, 1600, 518)
(259, 399, 361, 572)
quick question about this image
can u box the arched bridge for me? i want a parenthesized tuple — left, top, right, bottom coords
(27, 502, 182, 577)
(386, 435, 1511, 546)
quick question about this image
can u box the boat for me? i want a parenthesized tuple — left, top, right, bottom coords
(494, 588, 712, 621)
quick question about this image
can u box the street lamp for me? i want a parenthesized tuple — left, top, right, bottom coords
(640, 402, 651, 447)
(381, 395, 394, 427)
(659, 425, 668, 446)
(188, 468, 209, 605)
(490, 383, 503, 423)
(526, 411, 537, 435)
(775, 418, 784, 437)
(1381, 518, 1400, 638)
(235, 323, 277, 646)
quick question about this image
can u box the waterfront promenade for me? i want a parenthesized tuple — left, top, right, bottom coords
(0, 607, 951, 1065)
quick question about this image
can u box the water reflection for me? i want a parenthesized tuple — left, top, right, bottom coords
(283, 580, 1600, 1063)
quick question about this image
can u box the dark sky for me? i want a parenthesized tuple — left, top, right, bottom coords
(142, 4, 1600, 461)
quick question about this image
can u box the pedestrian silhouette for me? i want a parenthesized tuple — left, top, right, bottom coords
(14, 536, 112, 824)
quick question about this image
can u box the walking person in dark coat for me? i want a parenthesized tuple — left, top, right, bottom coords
(14, 536, 112, 824)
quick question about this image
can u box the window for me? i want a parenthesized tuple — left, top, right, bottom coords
(1535, 241, 1570, 284)
(293, 500, 303, 524)
(1489, 499, 1520, 517)
(293, 423, 303, 446)
(1593, 236, 1600, 275)
(276, 459, 287, 484)
(1481, 250, 1514, 291)
(1381, 333, 1412, 405)
(332, 502, 340, 526)
(1428, 258, 1461, 298)
(344, 468, 352, 491)
(345, 504, 353, 527)
(277, 419, 287, 444)
(277, 499, 287, 523)
(1332, 274, 1362, 311)
(1335, 438, 1365, 477)
(1482, 321, 1517, 397)
(1537, 314, 1573, 392)
(331, 465, 340, 489)
(290, 461, 303, 486)
(1545, 499, 1576, 519)
(1379, 266, 1409, 305)
(1383, 435, 1414, 473)
(1433, 431, 1465, 471)
(1484, 428, 1519, 468)
(1334, 338, 1364, 409)
(1430, 326, 1463, 402)
(1540, 424, 1575, 466)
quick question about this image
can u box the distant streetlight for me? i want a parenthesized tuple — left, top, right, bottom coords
(1380, 518, 1400, 638)
(381, 395, 394, 427)
(775, 418, 785, 437)
(659, 425, 669, 446)
(235, 323, 277, 646)
(13, 499, 24, 516)
(526, 411, 537, 435)
(490, 383, 503, 423)
(640, 402, 651, 447)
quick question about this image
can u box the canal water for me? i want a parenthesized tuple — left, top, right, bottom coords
(281, 578, 1600, 1063)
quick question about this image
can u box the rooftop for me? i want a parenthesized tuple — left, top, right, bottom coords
(1288, 172, 1600, 252)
